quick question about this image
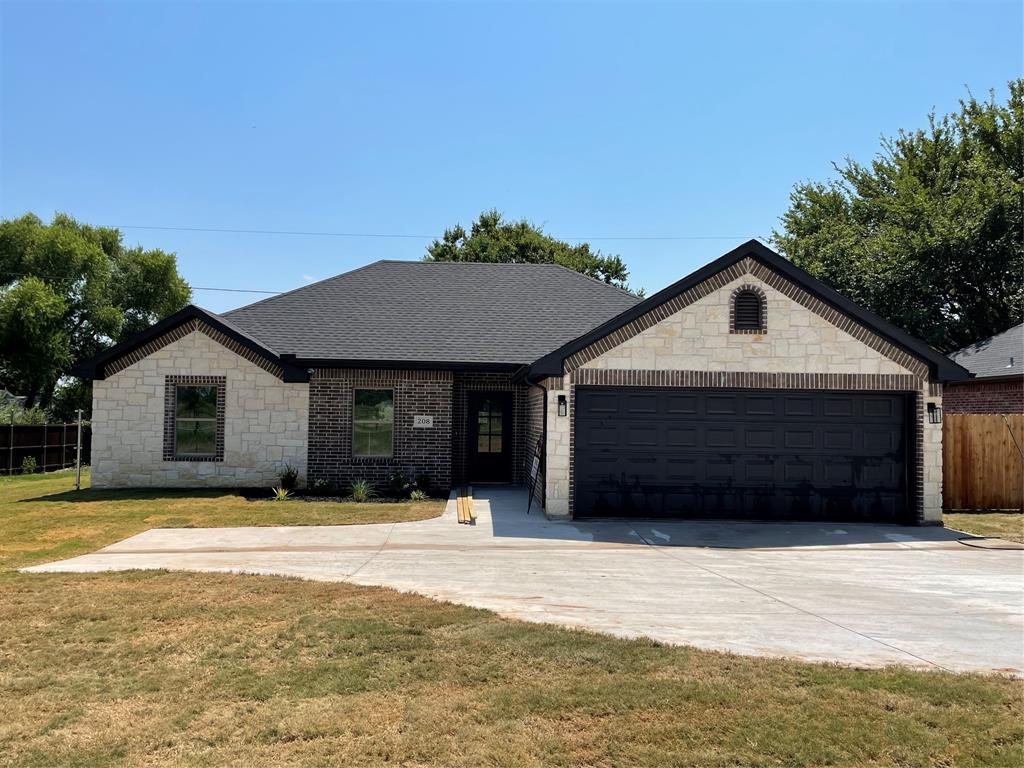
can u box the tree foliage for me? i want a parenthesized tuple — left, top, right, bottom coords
(425, 209, 639, 293)
(773, 81, 1023, 352)
(0, 213, 191, 409)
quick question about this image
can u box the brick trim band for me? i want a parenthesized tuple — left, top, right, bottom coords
(104, 319, 285, 379)
(573, 368, 925, 391)
(565, 257, 930, 378)
(163, 375, 226, 462)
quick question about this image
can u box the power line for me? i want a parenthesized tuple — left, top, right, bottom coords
(111, 223, 751, 242)
(0, 271, 281, 295)
(192, 286, 280, 294)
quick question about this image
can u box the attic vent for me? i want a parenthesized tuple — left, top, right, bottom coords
(731, 288, 765, 333)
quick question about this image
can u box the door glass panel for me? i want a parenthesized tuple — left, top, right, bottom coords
(475, 400, 505, 454)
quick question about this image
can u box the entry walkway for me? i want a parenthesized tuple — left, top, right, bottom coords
(25, 487, 1024, 674)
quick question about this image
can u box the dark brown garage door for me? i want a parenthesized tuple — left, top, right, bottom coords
(574, 387, 911, 522)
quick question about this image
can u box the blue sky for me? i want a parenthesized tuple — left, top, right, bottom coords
(1, 1, 1020, 312)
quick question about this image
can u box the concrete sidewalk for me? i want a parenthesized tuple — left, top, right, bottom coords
(24, 487, 1024, 674)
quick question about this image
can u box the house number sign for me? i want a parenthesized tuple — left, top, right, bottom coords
(413, 415, 433, 428)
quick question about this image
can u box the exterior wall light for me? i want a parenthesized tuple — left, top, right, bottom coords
(557, 394, 567, 417)
(927, 402, 942, 424)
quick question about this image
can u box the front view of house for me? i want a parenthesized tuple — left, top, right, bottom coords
(75, 241, 970, 524)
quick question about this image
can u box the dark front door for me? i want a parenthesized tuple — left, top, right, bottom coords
(574, 387, 911, 523)
(467, 391, 512, 483)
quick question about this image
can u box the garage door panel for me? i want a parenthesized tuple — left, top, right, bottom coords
(783, 396, 816, 417)
(574, 387, 910, 522)
(706, 394, 739, 415)
(666, 394, 699, 414)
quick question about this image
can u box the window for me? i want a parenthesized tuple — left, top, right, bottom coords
(175, 385, 218, 456)
(353, 388, 394, 457)
(731, 286, 766, 332)
(476, 399, 503, 454)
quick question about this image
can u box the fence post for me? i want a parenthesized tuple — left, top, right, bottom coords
(75, 409, 83, 491)
(7, 411, 12, 477)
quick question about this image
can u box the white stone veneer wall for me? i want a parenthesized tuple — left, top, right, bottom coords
(544, 272, 943, 523)
(91, 330, 308, 488)
(922, 392, 943, 519)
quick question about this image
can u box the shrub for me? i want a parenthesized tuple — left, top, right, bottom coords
(308, 478, 332, 496)
(385, 470, 411, 499)
(278, 465, 299, 491)
(350, 479, 375, 503)
(414, 473, 432, 494)
(410, 489, 428, 502)
(270, 486, 292, 501)
(20, 456, 38, 474)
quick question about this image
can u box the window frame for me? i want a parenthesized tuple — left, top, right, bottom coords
(163, 375, 226, 462)
(352, 387, 395, 458)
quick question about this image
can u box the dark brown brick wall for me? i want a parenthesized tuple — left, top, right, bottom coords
(308, 369, 453, 493)
(525, 382, 545, 506)
(451, 372, 529, 485)
(944, 379, 1024, 414)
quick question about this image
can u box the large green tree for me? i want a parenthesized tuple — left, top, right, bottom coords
(773, 81, 1023, 352)
(425, 210, 639, 293)
(0, 213, 191, 410)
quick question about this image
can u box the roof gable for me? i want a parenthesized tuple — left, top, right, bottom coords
(72, 305, 309, 382)
(527, 240, 970, 382)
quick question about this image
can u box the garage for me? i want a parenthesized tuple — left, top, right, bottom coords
(574, 387, 912, 522)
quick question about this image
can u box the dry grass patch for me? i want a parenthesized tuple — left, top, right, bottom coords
(0, 470, 443, 571)
(2, 473, 1021, 766)
(1, 571, 1022, 768)
(945, 512, 1024, 543)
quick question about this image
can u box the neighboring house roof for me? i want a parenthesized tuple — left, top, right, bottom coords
(527, 240, 971, 382)
(0, 389, 26, 407)
(950, 323, 1024, 380)
(222, 261, 640, 366)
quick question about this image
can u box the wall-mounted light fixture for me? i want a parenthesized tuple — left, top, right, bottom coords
(927, 402, 942, 424)
(557, 394, 567, 417)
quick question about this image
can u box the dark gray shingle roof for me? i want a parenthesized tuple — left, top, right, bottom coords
(223, 261, 640, 365)
(950, 323, 1023, 378)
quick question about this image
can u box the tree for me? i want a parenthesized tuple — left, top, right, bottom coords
(425, 209, 639, 293)
(0, 213, 191, 410)
(772, 81, 1023, 353)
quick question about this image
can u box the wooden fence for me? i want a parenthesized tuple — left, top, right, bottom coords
(943, 414, 1024, 511)
(1, 423, 91, 476)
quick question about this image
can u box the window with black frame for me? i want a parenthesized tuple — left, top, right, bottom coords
(175, 384, 218, 456)
(353, 388, 394, 457)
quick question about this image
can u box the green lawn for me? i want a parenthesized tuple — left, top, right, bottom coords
(1, 472, 1022, 767)
(0, 469, 444, 571)
(945, 511, 1024, 543)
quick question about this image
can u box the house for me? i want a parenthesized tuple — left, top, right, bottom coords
(946, 323, 1024, 414)
(73, 240, 969, 524)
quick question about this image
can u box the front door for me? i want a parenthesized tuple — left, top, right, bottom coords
(467, 391, 512, 483)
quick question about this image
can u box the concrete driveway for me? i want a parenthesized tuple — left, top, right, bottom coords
(25, 487, 1024, 674)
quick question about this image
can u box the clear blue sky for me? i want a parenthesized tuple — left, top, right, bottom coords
(1, 1, 1020, 312)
